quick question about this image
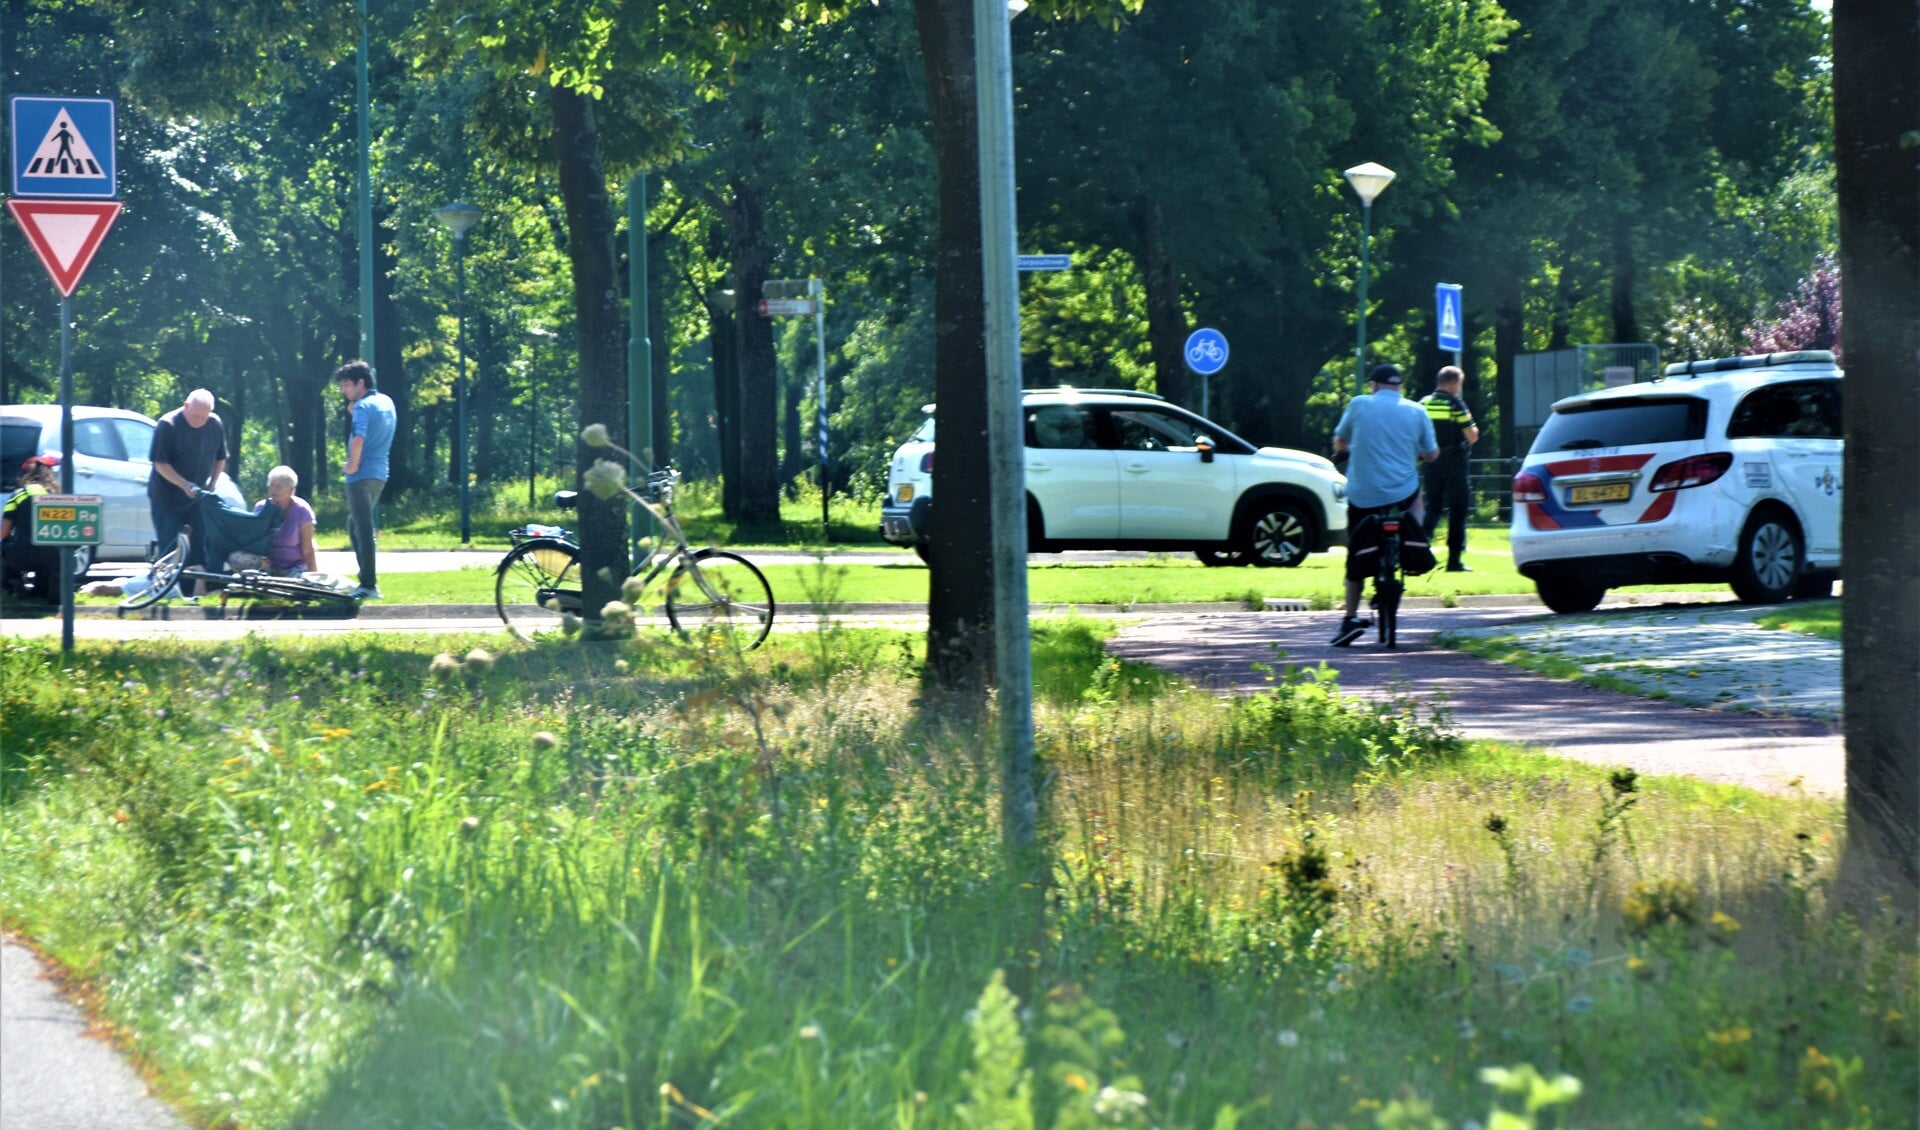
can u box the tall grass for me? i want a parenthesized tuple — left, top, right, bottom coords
(0, 628, 1911, 1129)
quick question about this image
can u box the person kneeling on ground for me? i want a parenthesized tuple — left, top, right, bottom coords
(252, 465, 319, 576)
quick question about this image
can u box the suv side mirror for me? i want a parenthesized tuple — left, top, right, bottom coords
(553, 490, 579, 511)
(1195, 435, 1215, 464)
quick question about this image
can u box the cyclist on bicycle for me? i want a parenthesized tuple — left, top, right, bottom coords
(1329, 364, 1439, 646)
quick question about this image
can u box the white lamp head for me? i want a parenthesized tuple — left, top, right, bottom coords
(434, 202, 483, 237)
(1343, 162, 1397, 206)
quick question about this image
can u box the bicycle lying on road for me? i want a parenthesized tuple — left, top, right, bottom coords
(494, 467, 776, 648)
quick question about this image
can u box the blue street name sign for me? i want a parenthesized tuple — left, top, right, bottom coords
(1016, 254, 1071, 272)
(1183, 328, 1229, 376)
(1436, 283, 1464, 353)
(11, 96, 117, 198)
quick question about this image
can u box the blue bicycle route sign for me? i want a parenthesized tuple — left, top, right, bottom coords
(1183, 328, 1229, 375)
(11, 96, 116, 198)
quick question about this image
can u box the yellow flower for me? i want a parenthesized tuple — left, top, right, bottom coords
(1802, 1045, 1832, 1071)
(1064, 1072, 1091, 1093)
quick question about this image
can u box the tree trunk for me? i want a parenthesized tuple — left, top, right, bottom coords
(374, 196, 413, 498)
(781, 372, 805, 489)
(1134, 196, 1190, 406)
(1494, 296, 1525, 459)
(1833, 0, 1920, 895)
(1609, 219, 1639, 344)
(551, 85, 629, 625)
(474, 311, 498, 486)
(727, 175, 781, 527)
(914, 0, 998, 695)
(711, 293, 741, 516)
(649, 227, 674, 468)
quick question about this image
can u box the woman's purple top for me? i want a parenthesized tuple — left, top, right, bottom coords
(255, 495, 315, 572)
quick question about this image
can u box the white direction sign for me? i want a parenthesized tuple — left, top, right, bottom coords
(11, 96, 117, 197)
(1436, 283, 1464, 352)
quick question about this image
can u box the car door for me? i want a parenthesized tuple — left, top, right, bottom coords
(70, 415, 156, 559)
(1108, 406, 1237, 540)
(1024, 404, 1119, 539)
(1759, 380, 1843, 559)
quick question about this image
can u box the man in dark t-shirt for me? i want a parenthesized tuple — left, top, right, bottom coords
(147, 388, 229, 565)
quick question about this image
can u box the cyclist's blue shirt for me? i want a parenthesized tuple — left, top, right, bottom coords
(1333, 389, 1438, 509)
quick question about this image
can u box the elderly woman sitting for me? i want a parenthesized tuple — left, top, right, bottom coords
(253, 465, 318, 576)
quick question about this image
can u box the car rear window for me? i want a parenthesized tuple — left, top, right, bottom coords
(1532, 396, 1707, 452)
(1, 421, 42, 488)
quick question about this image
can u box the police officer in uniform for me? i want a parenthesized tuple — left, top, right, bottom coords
(1420, 365, 1479, 572)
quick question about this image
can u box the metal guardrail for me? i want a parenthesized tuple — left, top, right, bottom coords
(1469, 457, 1518, 523)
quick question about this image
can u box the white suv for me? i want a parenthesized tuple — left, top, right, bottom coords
(881, 388, 1348, 567)
(1510, 351, 1842, 613)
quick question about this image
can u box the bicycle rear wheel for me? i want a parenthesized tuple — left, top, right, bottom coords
(496, 538, 583, 641)
(664, 549, 775, 649)
(120, 535, 188, 610)
(1374, 576, 1403, 649)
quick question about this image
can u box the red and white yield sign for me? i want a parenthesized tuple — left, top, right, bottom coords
(6, 199, 121, 296)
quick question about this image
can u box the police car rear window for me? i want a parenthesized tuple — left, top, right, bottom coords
(1533, 397, 1707, 452)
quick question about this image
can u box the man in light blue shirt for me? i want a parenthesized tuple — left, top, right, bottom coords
(1329, 364, 1438, 645)
(335, 360, 397, 601)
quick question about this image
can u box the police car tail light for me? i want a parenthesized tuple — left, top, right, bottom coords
(1648, 452, 1732, 492)
(1512, 472, 1547, 504)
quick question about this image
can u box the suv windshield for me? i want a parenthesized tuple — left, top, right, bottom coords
(1533, 396, 1707, 452)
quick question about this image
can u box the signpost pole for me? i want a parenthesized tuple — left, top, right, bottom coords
(811, 277, 829, 538)
(58, 292, 75, 651)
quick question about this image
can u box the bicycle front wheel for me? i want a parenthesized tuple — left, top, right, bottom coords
(120, 534, 188, 610)
(664, 550, 775, 650)
(496, 538, 583, 641)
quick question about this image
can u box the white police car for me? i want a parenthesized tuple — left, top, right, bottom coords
(1510, 351, 1842, 613)
(882, 387, 1347, 567)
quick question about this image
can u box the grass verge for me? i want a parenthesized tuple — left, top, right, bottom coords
(1, 625, 1909, 1128)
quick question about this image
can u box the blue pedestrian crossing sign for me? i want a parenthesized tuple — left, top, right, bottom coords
(1435, 283, 1464, 353)
(11, 96, 117, 198)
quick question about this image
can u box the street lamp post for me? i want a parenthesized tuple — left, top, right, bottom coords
(1343, 161, 1396, 395)
(435, 202, 482, 544)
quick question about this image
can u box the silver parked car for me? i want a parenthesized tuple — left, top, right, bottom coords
(2, 403, 243, 566)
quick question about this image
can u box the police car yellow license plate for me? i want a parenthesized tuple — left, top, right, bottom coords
(1567, 483, 1631, 505)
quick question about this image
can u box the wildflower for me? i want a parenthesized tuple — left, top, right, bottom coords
(531, 731, 559, 751)
(460, 815, 482, 835)
(622, 574, 648, 603)
(428, 652, 461, 681)
(1707, 910, 1741, 944)
(1627, 955, 1654, 980)
(1092, 1086, 1148, 1117)
(581, 423, 611, 448)
(614, 658, 630, 674)
(799, 1023, 821, 1041)
(1063, 1071, 1091, 1092)
(584, 458, 627, 499)
(602, 601, 634, 624)
(463, 647, 495, 673)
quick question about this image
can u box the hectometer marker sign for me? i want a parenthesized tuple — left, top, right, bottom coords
(6, 199, 123, 296)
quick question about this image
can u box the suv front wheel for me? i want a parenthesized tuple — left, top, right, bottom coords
(1241, 500, 1312, 568)
(1730, 511, 1801, 604)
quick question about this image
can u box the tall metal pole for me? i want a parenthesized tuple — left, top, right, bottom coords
(1354, 199, 1372, 395)
(974, 0, 1035, 848)
(454, 232, 470, 543)
(628, 174, 652, 554)
(812, 277, 828, 538)
(356, 0, 374, 372)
